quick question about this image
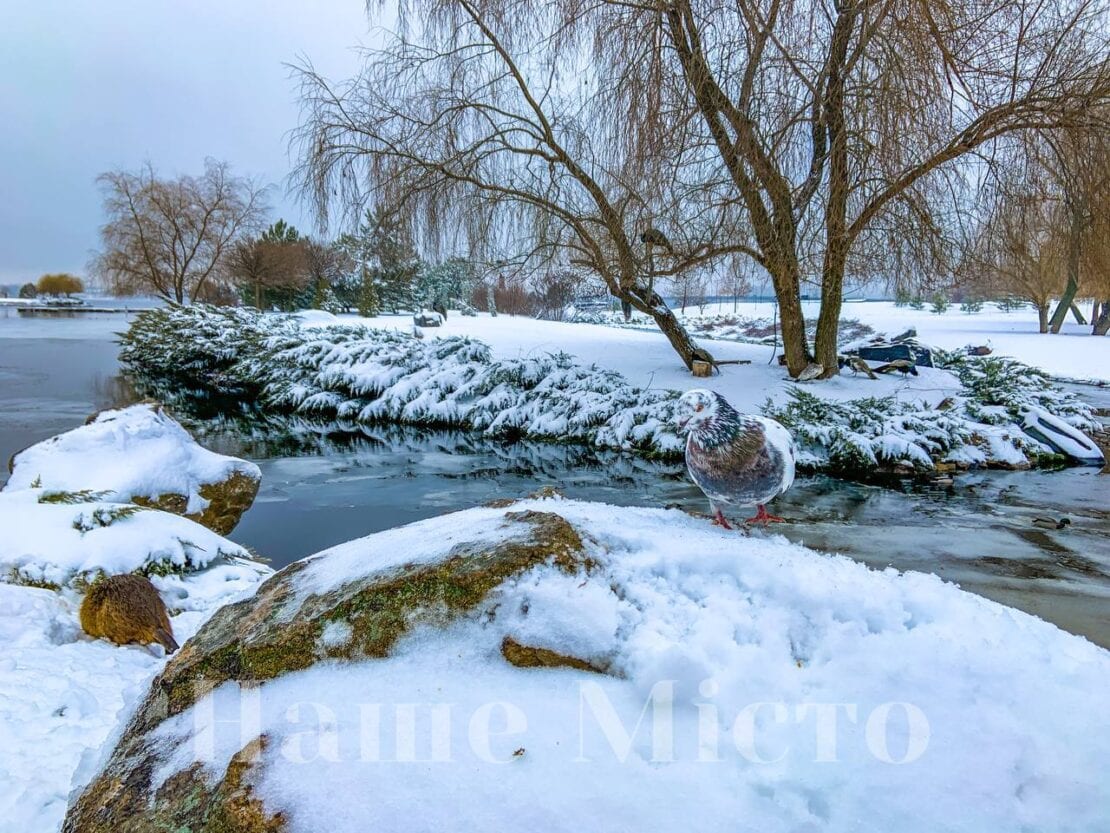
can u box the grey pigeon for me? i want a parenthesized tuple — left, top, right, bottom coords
(675, 389, 796, 528)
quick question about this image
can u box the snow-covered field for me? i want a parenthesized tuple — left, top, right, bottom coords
(345, 300, 1110, 397)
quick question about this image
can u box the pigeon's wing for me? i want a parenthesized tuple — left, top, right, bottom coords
(751, 416, 796, 494)
(686, 422, 792, 507)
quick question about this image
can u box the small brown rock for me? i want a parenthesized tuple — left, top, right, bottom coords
(80, 574, 179, 653)
(500, 636, 606, 674)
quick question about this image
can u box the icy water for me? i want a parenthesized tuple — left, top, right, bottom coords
(2, 308, 1108, 649)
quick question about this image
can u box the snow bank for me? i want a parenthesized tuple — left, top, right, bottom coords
(0, 489, 252, 588)
(148, 498, 1109, 833)
(0, 542, 270, 832)
(6, 404, 262, 515)
(121, 305, 1099, 473)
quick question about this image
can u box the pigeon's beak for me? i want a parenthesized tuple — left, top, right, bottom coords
(675, 413, 690, 432)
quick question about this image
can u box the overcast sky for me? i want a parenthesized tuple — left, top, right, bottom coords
(0, 1, 374, 284)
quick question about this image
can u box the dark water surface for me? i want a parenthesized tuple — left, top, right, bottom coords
(2, 307, 1108, 648)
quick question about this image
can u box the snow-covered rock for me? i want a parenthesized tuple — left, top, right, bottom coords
(65, 498, 1109, 833)
(0, 489, 254, 589)
(6, 405, 261, 534)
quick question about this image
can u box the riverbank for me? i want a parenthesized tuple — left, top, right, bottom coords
(118, 305, 1102, 476)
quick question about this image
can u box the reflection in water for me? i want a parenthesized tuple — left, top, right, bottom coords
(0, 324, 142, 476)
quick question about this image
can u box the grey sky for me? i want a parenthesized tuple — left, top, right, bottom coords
(0, 1, 373, 284)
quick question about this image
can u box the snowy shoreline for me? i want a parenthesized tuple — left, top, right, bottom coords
(119, 305, 1101, 477)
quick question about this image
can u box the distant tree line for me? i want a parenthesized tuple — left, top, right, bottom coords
(90, 161, 485, 316)
(11, 273, 85, 299)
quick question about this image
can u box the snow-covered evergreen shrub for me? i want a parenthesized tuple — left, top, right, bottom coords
(934, 351, 1097, 430)
(119, 306, 1099, 474)
(764, 390, 969, 474)
(121, 306, 682, 456)
(119, 304, 275, 394)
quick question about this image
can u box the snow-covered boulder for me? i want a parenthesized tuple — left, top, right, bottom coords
(6, 405, 261, 535)
(0, 489, 254, 589)
(65, 498, 1109, 833)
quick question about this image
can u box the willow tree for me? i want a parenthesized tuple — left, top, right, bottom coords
(94, 160, 268, 304)
(297, 0, 1110, 376)
(295, 3, 764, 369)
(965, 156, 1066, 333)
(656, 0, 1110, 375)
(1034, 125, 1110, 333)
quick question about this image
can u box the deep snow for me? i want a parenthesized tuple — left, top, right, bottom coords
(0, 558, 269, 832)
(148, 497, 1110, 833)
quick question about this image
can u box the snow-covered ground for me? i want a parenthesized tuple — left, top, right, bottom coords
(339, 308, 950, 415)
(838, 301, 1107, 382)
(0, 409, 271, 831)
(0, 542, 268, 833)
(335, 300, 1109, 412)
(146, 497, 1110, 832)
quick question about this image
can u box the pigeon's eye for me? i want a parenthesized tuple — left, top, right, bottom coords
(695, 403, 703, 412)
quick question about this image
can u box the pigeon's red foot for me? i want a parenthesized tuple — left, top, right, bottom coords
(712, 507, 734, 530)
(745, 505, 785, 525)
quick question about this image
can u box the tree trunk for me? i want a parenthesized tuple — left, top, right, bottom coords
(1070, 302, 1087, 325)
(766, 259, 810, 378)
(813, 263, 844, 376)
(623, 287, 708, 370)
(1094, 301, 1110, 336)
(1037, 303, 1049, 333)
(811, 5, 854, 379)
(1049, 206, 1084, 333)
(814, 182, 849, 375)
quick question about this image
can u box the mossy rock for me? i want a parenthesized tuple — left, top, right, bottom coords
(63, 508, 591, 833)
(131, 470, 261, 535)
(501, 635, 607, 674)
